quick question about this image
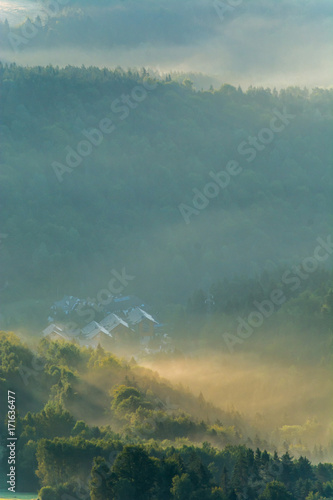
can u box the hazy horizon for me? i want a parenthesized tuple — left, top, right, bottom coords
(0, 0, 332, 89)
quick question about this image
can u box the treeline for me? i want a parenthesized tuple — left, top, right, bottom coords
(1, 332, 332, 497)
(38, 442, 333, 500)
(0, 63, 332, 326)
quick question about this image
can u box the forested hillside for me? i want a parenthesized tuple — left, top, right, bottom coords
(0, 332, 333, 499)
(0, 0, 332, 497)
(0, 64, 332, 330)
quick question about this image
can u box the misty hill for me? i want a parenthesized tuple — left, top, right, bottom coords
(0, 64, 332, 330)
(0, 331, 263, 493)
(1, 331, 333, 499)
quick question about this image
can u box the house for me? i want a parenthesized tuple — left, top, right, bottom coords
(42, 324, 70, 342)
(125, 307, 158, 343)
(81, 321, 114, 349)
(99, 313, 132, 341)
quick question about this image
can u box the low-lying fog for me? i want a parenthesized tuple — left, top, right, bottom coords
(141, 342, 332, 449)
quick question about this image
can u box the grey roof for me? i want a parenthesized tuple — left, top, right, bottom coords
(126, 308, 158, 326)
(42, 324, 69, 340)
(81, 321, 112, 340)
(43, 323, 63, 336)
(100, 313, 130, 332)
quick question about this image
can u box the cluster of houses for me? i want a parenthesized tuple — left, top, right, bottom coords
(42, 294, 170, 352)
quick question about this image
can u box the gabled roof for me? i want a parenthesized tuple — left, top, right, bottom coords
(100, 313, 129, 332)
(126, 308, 158, 326)
(42, 324, 69, 341)
(81, 321, 112, 340)
(43, 323, 63, 336)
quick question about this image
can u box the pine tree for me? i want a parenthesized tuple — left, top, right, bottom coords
(221, 466, 229, 495)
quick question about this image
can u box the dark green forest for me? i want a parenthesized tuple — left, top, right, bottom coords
(0, 64, 332, 330)
(0, 331, 333, 499)
(0, 1, 332, 498)
(0, 61, 332, 500)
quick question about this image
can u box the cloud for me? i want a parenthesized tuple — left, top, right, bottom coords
(1, 0, 332, 88)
